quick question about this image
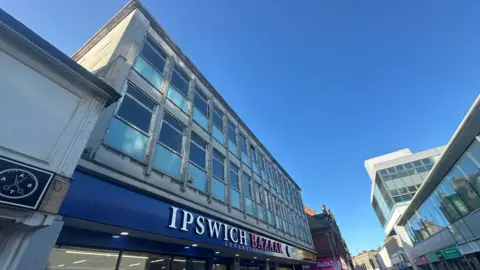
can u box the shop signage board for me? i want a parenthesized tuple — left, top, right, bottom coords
(310, 257, 345, 270)
(426, 245, 462, 263)
(0, 156, 54, 210)
(60, 171, 308, 260)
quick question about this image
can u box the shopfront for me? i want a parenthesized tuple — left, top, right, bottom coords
(47, 170, 313, 270)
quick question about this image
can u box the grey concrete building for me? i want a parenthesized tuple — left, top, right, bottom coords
(396, 95, 480, 270)
(40, 1, 316, 270)
(0, 8, 120, 270)
(365, 146, 445, 236)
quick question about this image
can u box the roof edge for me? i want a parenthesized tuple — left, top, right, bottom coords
(0, 8, 120, 106)
(398, 94, 480, 225)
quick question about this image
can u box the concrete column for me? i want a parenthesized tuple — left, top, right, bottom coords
(0, 214, 63, 270)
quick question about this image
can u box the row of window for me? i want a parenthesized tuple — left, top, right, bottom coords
(379, 158, 434, 176)
(380, 164, 434, 181)
(104, 36, 311, 246)
(404, 138, 480, 245)
(132, 36, 305, 214)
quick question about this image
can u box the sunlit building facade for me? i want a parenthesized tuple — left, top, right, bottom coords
(365, 147, 444, 235)
(43, 1, 316, 270)
(397, 95, 480, 270)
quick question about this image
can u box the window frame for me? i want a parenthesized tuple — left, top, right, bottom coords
(170, 64, 191, 98)
(189, 132, 208, 170)
(115, 83, 156, 136)
(158, 111, 186, 156)
(193, 86, 210, 117)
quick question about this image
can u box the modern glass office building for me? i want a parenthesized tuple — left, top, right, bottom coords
(397, 96, 480, 270)
(44, 1, 316, 270)
(365, 146, 444, 235)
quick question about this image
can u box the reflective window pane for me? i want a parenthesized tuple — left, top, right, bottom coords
(231, 188, 241, 209)
(46, 247, 119, 270)
(212, 151, 225, 180)
(172, 257, 187, 270)
(229, 162, 239, 190)
(228, 121, 236, 142)
(171, 66, 190, 96)
(213, 107, 224, 129)
(243, 174, 252, 198)
(142, 39, 167, 72)
(212, 178, 226, 201)
(194, 90, 209, 115)
(159, 122, 183, 153)
(117, 95, 152, 133)
(104, 118, 148, 161)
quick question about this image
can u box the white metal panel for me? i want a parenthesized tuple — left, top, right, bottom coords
(0, 50, 81, 162)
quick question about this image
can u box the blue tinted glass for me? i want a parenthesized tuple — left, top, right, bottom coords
(191, 133, 206, 148)
(243, 175, 252, 198)
(228, 122, 236, 141)
(404, 163, 413, 169)
(163, 113, 184, 132)
(253, 163, 260, 175)
(240, 135, 247, 152)
(104, 118, 148, 161)
(189, 142, 206, 168)
(213, 155, 224, 180)
(231, 189, 241, 209)
(241, 152, 249, 166)
(127, 85, 155, 110)
(245, 198, 255, 215)
(258, 204, 265, 220)
(194, 91, 208, 115)
(213, 126, 224, 144)
(188, 163, 207, 192)
(213, 108, 223, 128)
(171, 68, 189, 96)
(230, 164, 239, 189)
(422, 158, 432, 165)
(212, 178, 226, 201)
(152, 144, 182, 179)
(133, 57, 164, 89)
(228, 140, 238, 156)
(141, 42, 166, 73)
(379, 169, 388, 175)
(167, 86, 189, 113)
(413, 161, 422, 167)
(193, 107, 208, 130)
(117, 96, 152, 133)
(159, 123, 183, 153)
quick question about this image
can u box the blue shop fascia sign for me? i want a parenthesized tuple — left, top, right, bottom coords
(60, 171, 301, 260)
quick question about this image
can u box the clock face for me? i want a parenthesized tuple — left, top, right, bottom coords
(0, 168, 38, 199)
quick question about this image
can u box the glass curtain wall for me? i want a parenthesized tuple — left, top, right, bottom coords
(405, 138, 480, 244)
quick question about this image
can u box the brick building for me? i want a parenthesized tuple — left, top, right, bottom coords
(306, 205, 354, 269)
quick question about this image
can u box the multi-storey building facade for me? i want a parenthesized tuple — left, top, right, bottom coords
(41, 1, 315, 270)
(365, 146, 445, 236)
(395, 95, 480, 270)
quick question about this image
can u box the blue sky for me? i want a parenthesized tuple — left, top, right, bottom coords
(4, 0, 480, 255)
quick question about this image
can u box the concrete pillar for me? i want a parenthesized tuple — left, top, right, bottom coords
(0, 214, 63, 270)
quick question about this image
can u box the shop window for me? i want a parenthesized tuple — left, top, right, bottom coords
(193, 87, 209, 130)
(153, 112, 185, 179)
(105, 84, 155, 161)
(188, 132, 207, 192)
(167, 64, 190, 113)
(211, 106, 225, 145)
(119, 252, 170, 270)
(228, 121, 238, 155)
(133, 37, 167, 90)
(172, 257, 187, 270)
(191, 260, 207, 270)
(239, 134, 249, 165)
(46, 247, 119, 270)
